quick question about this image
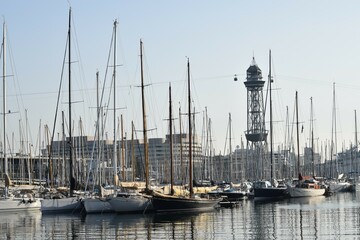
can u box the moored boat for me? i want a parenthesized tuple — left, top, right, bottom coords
(287, 178, 325, 198)
(151, 58, 222, 212)
(151, 191, 220, 212)
(41, 196, 83, 213)
(0, 188, 41, 212)
(82, 196, 112, 214)
(108, 192, 153, 213)
(252, 180, 289, 200)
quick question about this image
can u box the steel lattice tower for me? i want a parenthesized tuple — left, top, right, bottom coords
(243, 57, 268, 180)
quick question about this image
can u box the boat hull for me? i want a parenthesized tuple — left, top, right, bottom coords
(108, 194, 153, 213)
(151, 194, 221, 212)
(209, 190, 247, 202)
(253, 187, 289, 199)
(83, 197, 113, 214)
(0, 198, 41, 212)
(41, 197, 83, 213)
(329, 182, 355, 193)
(288, 187, 325, 197)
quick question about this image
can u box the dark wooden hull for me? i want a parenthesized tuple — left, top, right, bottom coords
(254, 187, 289, 199)
(151, 194, 221, 212)
(208, 191, 247, 202)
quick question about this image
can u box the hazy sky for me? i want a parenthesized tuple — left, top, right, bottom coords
(1, 1, 360, 157)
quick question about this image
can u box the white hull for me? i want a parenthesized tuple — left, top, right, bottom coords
(41, 197, 83, 213)
(0, 197, 41, 212)
(329, 182, 354, 193)
(108, 194, 152, 213)
(289, 187, 325, 198)
(83, 197, 112, 213)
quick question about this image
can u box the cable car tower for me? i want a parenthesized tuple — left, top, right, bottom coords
(243, 57, 268, 180)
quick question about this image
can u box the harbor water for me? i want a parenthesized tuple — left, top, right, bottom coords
(2, 192, 360, 239)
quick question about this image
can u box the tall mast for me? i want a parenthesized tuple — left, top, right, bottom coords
(131, 121, 135, 182)
(229, 113, 233, 182)
(96, 71, 101, 184)
(169, 83, 174, 195)
(68, 8, 75, 197)
(2, 21, 7, 177)
(333, 83, 338, 177)
(112, 20, 118, 188)
(269, 50, 273, 181)
(296, 91, 300, 177)
(140, 39, 149, 190)
(179, 106, 184, 185)
(121, 114, 125, 180)
(310, 97, 315, 177)
(187, 58, 193, 197)
(355, 110, 358, 177)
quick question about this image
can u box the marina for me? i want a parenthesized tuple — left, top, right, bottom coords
(1, 192, 360, 239)
(2, 1, 360, 239)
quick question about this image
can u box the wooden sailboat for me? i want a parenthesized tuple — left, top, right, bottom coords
(252, 50, 289, 200)
(41, 9, 83, 213)
(151, 58, 222, 212)
(287, 92, 325, 198)
(107, 39, 153, 213)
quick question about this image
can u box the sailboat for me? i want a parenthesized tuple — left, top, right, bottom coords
(287, 92, 325, 198)
(82, 21, 120, 214)
(252, 50, 289, 200)
(327, 83, 355, 193)
(107, 39, 153, 213)
(0, 22, 41, 212)
(151, 58, 222, 212)
(41, 9, 83, 213)
(208, 113, 249, 202)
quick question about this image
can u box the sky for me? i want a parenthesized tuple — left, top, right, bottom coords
(1, 1, 360, 158)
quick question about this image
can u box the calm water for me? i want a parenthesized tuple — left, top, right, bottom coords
(2, 192, 360, 239)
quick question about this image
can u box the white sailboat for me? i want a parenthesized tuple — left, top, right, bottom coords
(0, 22, 41, 212)
(287, 92, 325, 198)
(326, 84, 355, 193)
(107, 39, 153, 213)
(41, 9, 83, 213)
(82, 21, 121, 214)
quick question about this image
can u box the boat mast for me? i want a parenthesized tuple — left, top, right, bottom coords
(169, 83, 174, 195)
(140, 39, 149, 191)
(269, 50, 274, 181)
(96, 71, 101, 185)
(131, 121, 135, 182)
(187, 58, 193, 197)
(2, 21, 7, 178)
(296, 91, 300, 178)
(68, 8, 75, 197)
(112, 20, 118, 188)
(310, 97, 315, 177)
(179, 106, 184, 185)
(333, 83, 338, 177)
(121, 114, 125, 180)
(229, 113, 233, 182)
(355, 110, 358, 177)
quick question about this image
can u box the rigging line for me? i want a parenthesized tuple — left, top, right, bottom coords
(71, 14, 89, 103)
(48, 29, 69, 168)
(99, 23, 115, 130)
(5, 28, 29, 142)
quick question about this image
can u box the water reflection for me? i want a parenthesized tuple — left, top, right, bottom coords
(0, 211, 41, 239)
(2, 193, 360, 239)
